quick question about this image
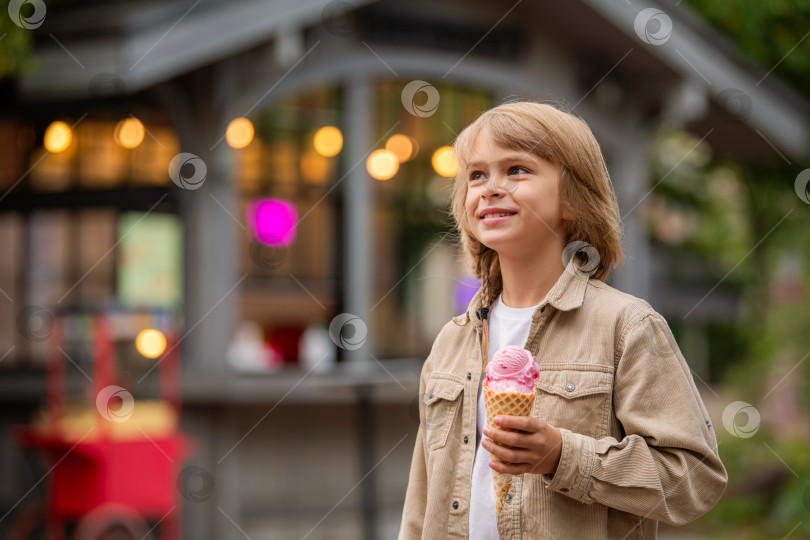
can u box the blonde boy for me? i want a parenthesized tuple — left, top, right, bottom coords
(399, 101, 727, 539)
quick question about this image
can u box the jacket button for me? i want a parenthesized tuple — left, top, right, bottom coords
(467, 372, 472, 380)
(429, 392, 435, 399)
(565, 383, 575, 392)
(452, 501, 459, 509)
(464, 435, 469, 444)
(506, 493, 513, 502)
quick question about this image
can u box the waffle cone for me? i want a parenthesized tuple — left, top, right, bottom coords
(483, 384, 536, 513)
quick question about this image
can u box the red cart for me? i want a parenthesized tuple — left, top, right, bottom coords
(13, 311, 193, 540)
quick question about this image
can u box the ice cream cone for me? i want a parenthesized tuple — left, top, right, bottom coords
(483, 384, 536, 513)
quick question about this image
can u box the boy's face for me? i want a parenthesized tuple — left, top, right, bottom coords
(464, 128, 566, 258)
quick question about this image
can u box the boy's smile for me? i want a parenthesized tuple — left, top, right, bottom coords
(464, 128, 566, 258)
(479, 206, 518, 225)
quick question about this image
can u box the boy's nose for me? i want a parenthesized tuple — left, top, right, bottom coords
(481, 176, 506, 197)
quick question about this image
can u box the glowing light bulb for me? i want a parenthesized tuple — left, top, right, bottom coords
(247, 198, 297, 246)
(385, 134, 415, 162)
(135, 329, 167, 359)
(226, 117, 255, 149)
(44, 121, 72, 153)
(114, 117, 145, 149)
(313, 126, 343, 157)
(431, 146, 458, 177)
(366, 149, 399, 181)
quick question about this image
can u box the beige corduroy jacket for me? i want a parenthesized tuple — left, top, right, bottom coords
(398, 261, 727, 539)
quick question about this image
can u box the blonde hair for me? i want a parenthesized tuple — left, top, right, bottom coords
(450, 100, 623, 310)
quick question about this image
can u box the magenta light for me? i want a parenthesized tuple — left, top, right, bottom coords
(247, 198, 297, 246)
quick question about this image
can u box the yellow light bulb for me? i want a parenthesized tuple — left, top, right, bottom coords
(226, 117, 255, 149)
(367, 149, 399, 181)
(431, 146, 459, 177)
(313, 126, 343, 157)
(385, 134, 415, 162)
(135, 329, 167, 359)
(114, 117, 145, 149)
(44, 121, 72, 153)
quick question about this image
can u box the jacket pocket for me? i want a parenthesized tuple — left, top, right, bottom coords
(422, 374, 464, 451)
(535, 363, 613, 440)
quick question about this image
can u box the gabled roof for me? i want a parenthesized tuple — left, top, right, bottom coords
(21, 0, 376, 97)
(20, 0, 808, 160)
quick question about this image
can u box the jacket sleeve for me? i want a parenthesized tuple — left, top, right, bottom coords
(543, 312, 728, 525)
(397, 352, 433, 539)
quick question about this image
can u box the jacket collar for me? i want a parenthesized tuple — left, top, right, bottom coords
(456, 257, 590, 328)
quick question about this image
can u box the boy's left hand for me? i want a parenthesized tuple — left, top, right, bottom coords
(482, 416, 562, 476)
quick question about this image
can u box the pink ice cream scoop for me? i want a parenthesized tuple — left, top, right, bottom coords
(485, 345, 540, 394)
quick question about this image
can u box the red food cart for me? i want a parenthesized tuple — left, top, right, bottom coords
(12, 311, 193, 540)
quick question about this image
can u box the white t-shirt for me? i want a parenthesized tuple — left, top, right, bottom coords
(468, 292, 540, 539)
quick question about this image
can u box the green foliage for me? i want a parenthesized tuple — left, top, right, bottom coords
(655, 135, 810, 540)
(0, 15, 38, 79)
(646, 131, 751, 284)
(681, 0, 810, 101)
(644, 1, 810, 522)
(704, 432, 810, 539)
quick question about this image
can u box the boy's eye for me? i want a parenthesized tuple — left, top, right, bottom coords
(469, 166, 528, 181)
